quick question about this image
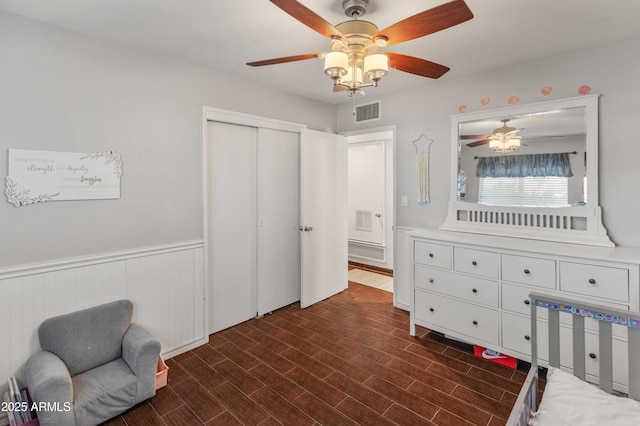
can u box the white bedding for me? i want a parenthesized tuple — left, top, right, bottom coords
(534, 367, 640, 426)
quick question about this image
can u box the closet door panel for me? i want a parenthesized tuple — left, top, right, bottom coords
(257, 128, 301, 315)
(207, 121, 257, 333)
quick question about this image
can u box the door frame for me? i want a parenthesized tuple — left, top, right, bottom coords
(202, 107, 306, 334)
(342, 125, 396, 272)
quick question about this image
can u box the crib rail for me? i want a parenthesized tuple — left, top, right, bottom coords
(506, 293, 640, 425)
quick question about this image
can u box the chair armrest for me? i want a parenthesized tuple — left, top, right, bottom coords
(122, 323, 161, 401)
(26, 351, 75, 426)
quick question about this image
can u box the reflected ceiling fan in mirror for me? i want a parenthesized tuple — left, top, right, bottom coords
(247, 0, 474, 96)
(461, 119, 524, 153)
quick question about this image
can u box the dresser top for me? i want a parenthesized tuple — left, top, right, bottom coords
(410, 227, 640, 264)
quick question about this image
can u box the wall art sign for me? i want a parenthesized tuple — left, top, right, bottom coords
(5, 149, 123, 207)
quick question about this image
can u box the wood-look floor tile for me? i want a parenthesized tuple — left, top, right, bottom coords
(407, 380, 491, 425)
(382, 403, 436, 426)
(248, 363, 306, 401)
(313, 350, 372, 382)
(286, 367, 347, 406)
(149, 384, 184, 416)
(364, 376, 439, 421)
(180, 355, 227, 389)
(211, 382, 270, 426)
(243, 340, 297, 374)
(161, 405, 204, 426)
(250, 386, 316, 425)
(336, 396, 398, 426)
(386, 357, 456, 394)
(282, 348, 335, 379)
(212, 358, 265, 395)
(120, 402, 164, 426)
(215, 341, 262, 370)
(293, 392, 359, 426)
(325, 372, 393, 415)
(192, 342, 227, 366)
(165, 358, 191, 385)
(427, 363, 504, 400)
(105, 282, 534, 426)
(171, 377, 226, 423)
(205, 410, 243, 425)
(451, 385, 513, 422)
(350, 354, 415, 389)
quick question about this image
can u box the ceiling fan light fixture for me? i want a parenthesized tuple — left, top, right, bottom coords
(324, 51, 349, 80)
(364, 53, 388, 85)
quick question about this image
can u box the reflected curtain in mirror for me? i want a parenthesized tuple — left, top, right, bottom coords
(476, 152, 573, 178)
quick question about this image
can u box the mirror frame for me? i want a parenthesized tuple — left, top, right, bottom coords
(441, 94, 613, 247)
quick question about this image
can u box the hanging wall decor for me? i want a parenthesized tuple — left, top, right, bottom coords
(5, 149, 123, 207)
(412, 134, 434, 204)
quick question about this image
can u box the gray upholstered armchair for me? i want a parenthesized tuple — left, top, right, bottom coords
(26, 300, 161, 426)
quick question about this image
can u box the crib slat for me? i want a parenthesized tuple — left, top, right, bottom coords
(629, 327, 640, 400)
(572, 315, 586, 380)
(548, 309, 560, 367)
(598, 321, 613, 394)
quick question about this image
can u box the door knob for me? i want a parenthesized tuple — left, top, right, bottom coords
(304, 226, 313, 232)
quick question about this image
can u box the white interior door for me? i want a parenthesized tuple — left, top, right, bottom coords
(300, 128, 348, 308)
(347, 140, 385, 245)
(257, 128, 301, 315)
(207, 121, 257, 333)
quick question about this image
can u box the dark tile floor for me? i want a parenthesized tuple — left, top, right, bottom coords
(103, 281, 534, 426)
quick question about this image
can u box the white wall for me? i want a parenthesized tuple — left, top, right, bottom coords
(0, 10, 336, 268)
(0, 10, 337, 405)
(337, 37, 640, 248)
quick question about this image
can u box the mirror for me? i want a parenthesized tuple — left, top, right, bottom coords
(441, 95, 613, 247)
(458, 107, 586, 206)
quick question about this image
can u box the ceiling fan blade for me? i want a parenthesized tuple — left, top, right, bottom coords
(333, 85, 348, 92)
(270, 0, 344, 39)
(460, 134, 489, 140)
(374, 0, 473, 46)
(247, 53, 321, 67)
(467, 139, 489, 147)
(385, 52, 450, 79)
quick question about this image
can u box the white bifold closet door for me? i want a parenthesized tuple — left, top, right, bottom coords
(207, 122, 300, 333)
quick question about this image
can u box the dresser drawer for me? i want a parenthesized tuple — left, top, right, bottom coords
(414, 290, 499, 345)
(502, 254, 556, 289)
(454, 247, 499, 279)
(415, 265, 498, 307)
(559, 262, 629, 303)
(501, 283, 540, 316)
(414, 240, 452, 269)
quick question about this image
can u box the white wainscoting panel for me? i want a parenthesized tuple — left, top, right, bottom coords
(0, 241, 206, 407)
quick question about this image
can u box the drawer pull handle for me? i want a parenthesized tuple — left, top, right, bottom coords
(429, 253, 434, 258)
(429, 278, 434, 283)
(588, 278, 596, 285)
(524, 300, 531, 305)
(524, 269, 530, 275)
(524, 335, 531, 341)
(429, 308, 434, 312)
(472, 261, 478, 266)
(589, 353, 597, 359)
(472, 288, 478, 293)
(472, 320, 478, 326)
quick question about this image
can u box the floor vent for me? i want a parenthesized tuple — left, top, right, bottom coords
(354, 101, 381, 123)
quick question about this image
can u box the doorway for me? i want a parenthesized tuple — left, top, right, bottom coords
(344, 127, 395, 273)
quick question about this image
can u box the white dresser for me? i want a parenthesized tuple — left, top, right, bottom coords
(410, 227, 640, 389)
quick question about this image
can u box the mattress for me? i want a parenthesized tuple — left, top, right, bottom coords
(534, 367, 640, 426)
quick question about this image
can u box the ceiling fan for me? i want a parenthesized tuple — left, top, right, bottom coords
(461, 119, 524, 152)
(247, 0, 474, 95)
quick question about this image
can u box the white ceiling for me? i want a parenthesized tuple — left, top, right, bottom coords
(2, 0, 640, 104)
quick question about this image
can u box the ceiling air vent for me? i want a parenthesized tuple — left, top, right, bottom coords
(354, 101, 381, 124)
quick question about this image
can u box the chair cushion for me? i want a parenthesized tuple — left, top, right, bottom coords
(72, 358, 138, 425)
(38, 300, 133, 376)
